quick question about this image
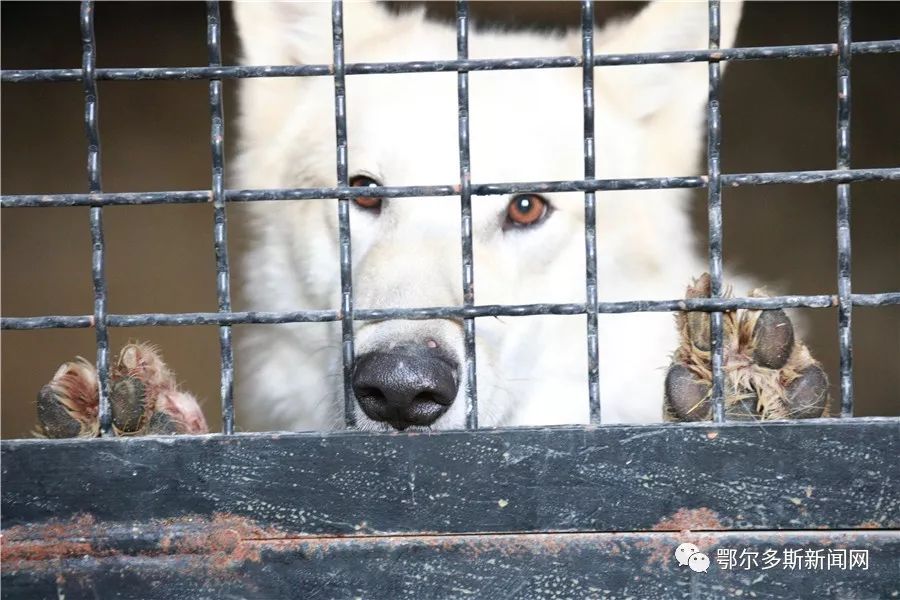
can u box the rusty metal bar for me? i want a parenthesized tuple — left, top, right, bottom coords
(836, 0, 854, 417)
(706, 0, 726, 422)
(581, 0, 601, 424)
(4, 167, 899, 208)
(456, 0, 478, 429)
(4, 292, 899, 331)
(4, 40, 899, 83)
(206, 1, 234, 435)
(331, 0, 356, 427)
(80, 0, 111, 436)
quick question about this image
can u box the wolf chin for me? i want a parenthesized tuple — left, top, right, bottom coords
(231, 1, 746, 432)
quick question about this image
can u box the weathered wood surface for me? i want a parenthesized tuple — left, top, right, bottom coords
(2, 420, 898, 598)
(3, 420, 897, 535)
(2, 528, 897, 599)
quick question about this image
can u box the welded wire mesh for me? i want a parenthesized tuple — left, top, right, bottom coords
(2, 0, 899, 435)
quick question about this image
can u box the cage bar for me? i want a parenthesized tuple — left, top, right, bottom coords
(4, 167, 899, 209)
(4, 40, 899, 84)
(836, 0, 854, 416)
(455, 0, 478, 429)
(581, 0, 601, 424)
(8, 293, 897, 332)
(331, 0, 356, 427)
(0, 1, 898, 435)
(206, 1, 235, 435)
(80, 0, 112, 436)
(706, 0, 726, 422)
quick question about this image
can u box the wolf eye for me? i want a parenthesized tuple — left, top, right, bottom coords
(506, 194, 549, 227)
(350, 175, 382, 210)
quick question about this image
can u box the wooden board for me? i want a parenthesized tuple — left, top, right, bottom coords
(2, 419, 898, 598)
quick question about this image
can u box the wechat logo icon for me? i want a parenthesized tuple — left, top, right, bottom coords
(675, 543, 710, 573)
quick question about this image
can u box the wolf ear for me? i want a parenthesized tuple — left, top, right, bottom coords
(232, 1, 390, 66)
(592, 0, 743, 120)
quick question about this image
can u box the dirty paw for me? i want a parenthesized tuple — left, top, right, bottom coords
(36, 343, 208, 438)
(664, 273, 830, 422)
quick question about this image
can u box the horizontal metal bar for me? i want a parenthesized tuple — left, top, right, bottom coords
(2, 167, 897, 208)
(2, 40, 898, 83)
(3, 293, 898, 330)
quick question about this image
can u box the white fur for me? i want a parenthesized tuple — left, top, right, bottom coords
(231, 1, 745, 432)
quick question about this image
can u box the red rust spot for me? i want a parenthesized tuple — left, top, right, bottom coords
(1, 539, 93, 564)
(652, 507, 724, 532)
(706, 431, 718, 440)
(2, 514, 97, 565)
(856, 520, 883, 529)
(0, 513, 291, 576)
(637, 508, 727, 567)
(634, 508, 726, 570)
(632, 537, 670, 567)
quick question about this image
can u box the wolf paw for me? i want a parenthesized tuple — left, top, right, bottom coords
(664, 274, 830, 422)
(36, 343, 208, 438)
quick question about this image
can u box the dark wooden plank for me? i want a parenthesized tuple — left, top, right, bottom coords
(2, 530, 897, 599)
(2, 420, 898, 536)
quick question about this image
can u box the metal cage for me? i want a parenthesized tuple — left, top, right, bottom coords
(1, 1, 898, 598)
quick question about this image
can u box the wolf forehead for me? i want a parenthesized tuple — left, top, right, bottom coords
(239, 46, 587, 184)
(232, 2, 740, 188)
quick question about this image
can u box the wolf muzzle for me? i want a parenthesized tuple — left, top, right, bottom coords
(352, 343, 459, 430)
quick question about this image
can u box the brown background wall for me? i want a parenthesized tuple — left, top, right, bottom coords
(2, 2, 898, 438)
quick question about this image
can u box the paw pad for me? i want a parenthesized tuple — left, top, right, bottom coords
(665, 274, 830, 422)
(36, 343, 208, 438)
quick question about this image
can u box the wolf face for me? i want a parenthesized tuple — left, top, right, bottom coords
(232, 2, 743, 432)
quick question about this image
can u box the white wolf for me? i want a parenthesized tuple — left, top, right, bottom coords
(228, 0, 833, 434)
(36, 1, 830, 439)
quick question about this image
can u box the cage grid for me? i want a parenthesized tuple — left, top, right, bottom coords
(1, 0, 899, 437)
(2, 2, 900, 595)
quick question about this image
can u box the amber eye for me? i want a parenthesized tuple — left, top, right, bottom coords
(506, 194, 549, 227)
(350, 175, 382, 210)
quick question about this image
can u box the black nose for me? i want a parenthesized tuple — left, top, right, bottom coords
(352, 344, 459, 430)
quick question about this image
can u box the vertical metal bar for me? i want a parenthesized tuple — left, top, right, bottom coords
(456, 0, 478, 430)
(332, 0, 356, 427)
(707, 0, 726, 422)
(81, 0, 111, 436)
(836, 0, 854, 416)
(581, 0, 601, 424)
(206, 1, 234, 434)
